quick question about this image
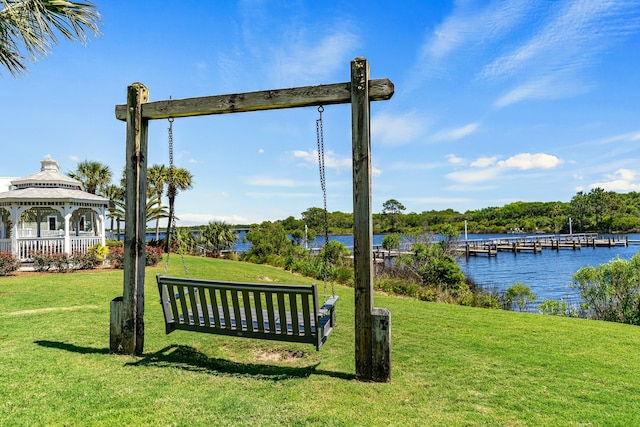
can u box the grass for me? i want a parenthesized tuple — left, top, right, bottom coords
(2, 255, 640, 426)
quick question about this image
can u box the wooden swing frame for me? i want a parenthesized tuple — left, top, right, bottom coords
(109, 57, 394, 382)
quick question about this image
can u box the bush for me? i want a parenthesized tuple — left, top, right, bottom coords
(538, 299, 578, 317)
(49, 253, 71, 273)
(105, 245, 164, 269)
(106, 239, 124, 248)
(0, 251, 20, 275)
(88, 243, 109, 261)
(31, 250, 53, 272)
(72, 251, 99, 270)
(571, 253, 640, 324)
(106, 247, 125, 269)
(504, 282, 536, 312)
(145, 246, 164, 266)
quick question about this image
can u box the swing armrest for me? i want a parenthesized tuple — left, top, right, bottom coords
(319, 296, 339, 316)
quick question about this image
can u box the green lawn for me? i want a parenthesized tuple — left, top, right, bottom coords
(1, 256, 639, 426)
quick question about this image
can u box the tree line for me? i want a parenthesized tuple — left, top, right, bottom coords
(277, 189, 640, 238)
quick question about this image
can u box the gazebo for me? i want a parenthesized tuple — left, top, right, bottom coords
(0, 157, 108, 261)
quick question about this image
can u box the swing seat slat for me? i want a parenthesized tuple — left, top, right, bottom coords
(157, 275, 338, 350)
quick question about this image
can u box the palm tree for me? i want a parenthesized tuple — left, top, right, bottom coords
(200, 221, 237, 257)
(99, 184, 124, 234)
(0, 0, 100, 77)
(69, 160, 112, 194)
(165, 166, 193, 252)
(147, 164, 168, 241)
(113, 195, 169, 232)
(172, 226, 197, 255)
(69, 160, 111, 236)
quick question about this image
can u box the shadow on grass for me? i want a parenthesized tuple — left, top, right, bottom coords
(35, 340, 110, 355)
(127, 344, 354, 381)
(34, 341, 353, 381)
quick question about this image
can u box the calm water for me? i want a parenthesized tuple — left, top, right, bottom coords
(306, 233, 640, 306)
(458, 234, 640, 306)
(140, 230, 640, 306)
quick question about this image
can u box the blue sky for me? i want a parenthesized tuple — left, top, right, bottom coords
(3, 0, 640, 226)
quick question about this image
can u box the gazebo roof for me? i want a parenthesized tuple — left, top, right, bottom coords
(0, 158, 108, 205)
(10, 157, 83, 190)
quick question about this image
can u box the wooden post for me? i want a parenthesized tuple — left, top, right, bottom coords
(371, 308, 391, 382)
(110, 82, 149, 355)
(351, 57, 391, 382)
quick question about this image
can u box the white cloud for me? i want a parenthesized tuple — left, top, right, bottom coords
(420, 0, 531, 62)
(270, 30, 359, 85)
(244, 176, 301, 187)
(497, 153, 563, 170)
(433, 122, 479, 141)
(445, 154, 466, 165)
(471, 156, 498, 168)
(177, 213, 250, 226)
(589, 168, 640, 192)
(293, 149, 351, 172)
(446, 167, 501, 183)
(371, 111, 427, 146)
(446, 152, 563, 184)
(594, 131, 640, 145)
(246, 191, 314, 199)
(482, 1, 640, 105)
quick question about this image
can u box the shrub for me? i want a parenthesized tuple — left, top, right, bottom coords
(72, 251, 99, 270)
(49, 253, 71, 273)
(88, 243, 109, 261)
(504, 282, 536, 312)
(31, 250, 52, 272)
(145, 246, 164, 266)
(105, 245, 164, 269)
(106, 246, 125, 269)
(571, 253, 640, 324)
(106, 239, 124, 248)
(538, 299, 578, 317)
(0, 251, 20, 275)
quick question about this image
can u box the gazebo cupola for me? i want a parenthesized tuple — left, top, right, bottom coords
(0, 157, 108, 261)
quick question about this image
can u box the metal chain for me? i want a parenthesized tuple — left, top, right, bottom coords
(316, 106, 334, 299)
(163, 116, 189, 277)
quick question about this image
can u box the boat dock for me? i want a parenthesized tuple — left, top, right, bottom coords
(458, 233, 632, 258)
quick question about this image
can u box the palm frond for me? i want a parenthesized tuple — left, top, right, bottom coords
(0, 0, 100, 76)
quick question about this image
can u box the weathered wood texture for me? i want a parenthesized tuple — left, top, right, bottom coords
(157, 275, 339, 351)
(109, 296, 124, 352)
(115, 79, 394, 121)
(371, 308, 391, 382)
(351, 58, 375, 381)
(110, 83, 148, 355)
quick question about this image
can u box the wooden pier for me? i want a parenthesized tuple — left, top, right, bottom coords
(456, 233, 633, 258)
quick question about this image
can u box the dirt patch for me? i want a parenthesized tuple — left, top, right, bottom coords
(257, 276, 274, 282)
(256, 349, 306, 363)
(7, 305, 100, 316)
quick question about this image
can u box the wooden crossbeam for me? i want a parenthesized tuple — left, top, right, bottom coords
(115, 78, 394, 120)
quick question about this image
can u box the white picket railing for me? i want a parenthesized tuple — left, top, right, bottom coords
(18, 238, 65, 260)
(13, 236, 102, 261)
(70, 236, 102, 254)
(0, 239, 10, 252)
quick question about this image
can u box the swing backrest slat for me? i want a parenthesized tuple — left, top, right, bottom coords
(157, 274, 337, 350)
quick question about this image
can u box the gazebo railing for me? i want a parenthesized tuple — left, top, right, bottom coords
(18, 238, 65, 260)
(15, 236, 102, 261)
(70, 236, 102, 254)
(0, 239, 10, 252)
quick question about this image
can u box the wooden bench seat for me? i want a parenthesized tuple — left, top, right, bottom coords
(157, 275, 338, 350)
